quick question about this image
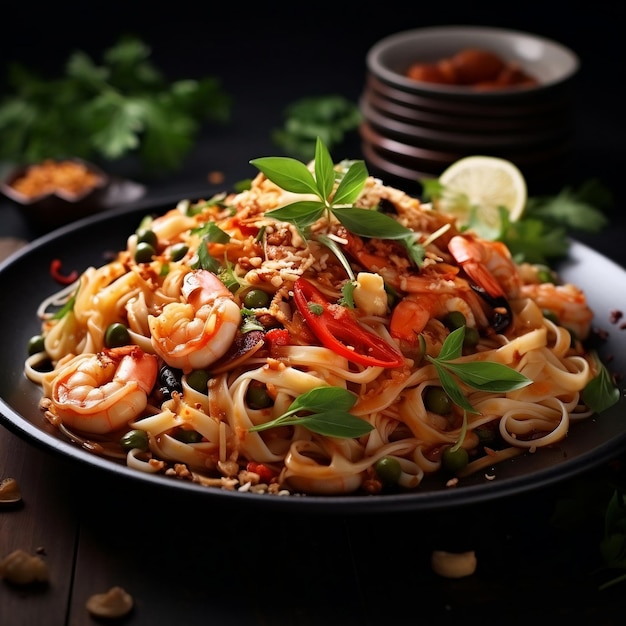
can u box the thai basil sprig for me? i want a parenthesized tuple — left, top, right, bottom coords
(427, 326, 532, 414)
(250, 137, 426, 270)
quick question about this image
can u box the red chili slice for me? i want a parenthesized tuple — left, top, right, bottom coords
(292, 277, 404, 369)
(50, 259, 79, 285)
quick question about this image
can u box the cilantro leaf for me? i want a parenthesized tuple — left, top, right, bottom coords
(0, 36, 231, 171)
(272, 95, 361, 161)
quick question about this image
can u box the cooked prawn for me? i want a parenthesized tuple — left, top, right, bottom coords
(47, 346, 158, 435)
(448, 234, 522, 332)
(448, 234, 521, 299)
(519, 282, 593, 340)
(390, 293, 482, 346)
(148, 269, 241, 373)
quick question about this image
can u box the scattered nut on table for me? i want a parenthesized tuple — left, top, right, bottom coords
(86, 586, 134, 618)
(0, 478, 22, 505)
(431, 549, 477, 578)
(0, 549, 49, 585)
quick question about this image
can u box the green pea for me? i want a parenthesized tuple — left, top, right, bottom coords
(136, 228, 158, 249)
(423, 386, 452, 415)
(443, 311, 466, 330)
(135, 241, 156, 263)
(174, 429, 203, 444)
(374, 456, 402, 484)
(442, 446, 469, 473)
(27, 334, 46, 356)
(475, 426, 496, 445)
(244, 289, 271, 309)
(535, 265, 555, 284)
(169, 243, 189, 261)
(104, 323, 130, 348)
(246, 383, 273, 409)
(186, 369, 211, 394)
(120, 429, 149, 452)
(463, 326, 480, 348)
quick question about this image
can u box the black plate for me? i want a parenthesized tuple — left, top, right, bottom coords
(1, 197, 625, 514)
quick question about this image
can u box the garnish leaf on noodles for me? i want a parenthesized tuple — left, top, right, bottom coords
(248, 386, 374, 438)
(426, 327, 532, 413)
(250, 137, 427, 269)
(582, 352, 620, 413)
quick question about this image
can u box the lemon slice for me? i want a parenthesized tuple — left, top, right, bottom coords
(437, 155, 527, 231)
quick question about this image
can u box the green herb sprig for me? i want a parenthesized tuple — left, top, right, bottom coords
(248, 386, 373, 438)
(250, 137, 426, 271)
(0, 36, 232, 171)
(426, 326, 532, 413)
(582, 352, 620, 414)
(272, 95, 361, 161)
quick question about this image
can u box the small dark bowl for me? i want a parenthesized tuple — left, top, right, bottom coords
(367, 25, 579, 102)
(1, 158, 110, 234)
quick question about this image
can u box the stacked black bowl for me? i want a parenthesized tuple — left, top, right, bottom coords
(360, 26, 580, 193)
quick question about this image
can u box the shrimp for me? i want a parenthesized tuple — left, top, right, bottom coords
(48, 346, 158, 435)
(448, 234, 521, 332)
(448, 234, 521, 299)
(390, 293, 482, 346)
(148, 269, 241, 373)
(519, 282, 593, 340)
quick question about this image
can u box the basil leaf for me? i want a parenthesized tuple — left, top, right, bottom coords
(441, 361, 532, 392)
(250, 156, 318, 195)
(436, 326, 464, 361)
(332, 160, 368, 206)
(314, 137, 335, 200)
(266, 201, 326, 229)
(332, 208, 412, 239)
(294, 411, 374, 437)
(582, 353, 621, 413)
(434, 363, 477, 414)
(289, 387, 357, 413)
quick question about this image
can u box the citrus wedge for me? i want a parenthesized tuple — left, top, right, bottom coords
(437, 155, 527, 231)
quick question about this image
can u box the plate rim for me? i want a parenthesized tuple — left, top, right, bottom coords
(1, 196, 624, 514)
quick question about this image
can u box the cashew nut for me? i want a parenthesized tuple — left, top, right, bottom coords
(86, 586, 134, 618)
(0, 549, 49, 584)
(0, 478, 22, 505)
(431, 549, 477, 578)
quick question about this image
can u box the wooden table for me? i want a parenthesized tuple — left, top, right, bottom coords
(2, 419, 625, 625)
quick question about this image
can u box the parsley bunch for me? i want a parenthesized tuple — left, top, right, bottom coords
(0, 37, 232, 172)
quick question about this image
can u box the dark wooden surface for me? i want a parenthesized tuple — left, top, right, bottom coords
(1, 4, 625, 624)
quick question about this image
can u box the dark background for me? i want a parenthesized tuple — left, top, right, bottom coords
(1, 1, 624, 233)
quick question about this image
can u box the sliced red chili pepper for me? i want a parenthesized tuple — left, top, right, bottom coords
(246, 462, 276, 483)
(50, 259, 79, 285)
(265, 328, 290, 347)
(292, 277, 404, 369)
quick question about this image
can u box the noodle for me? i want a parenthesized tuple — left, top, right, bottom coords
(25, 163, 605, 496)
